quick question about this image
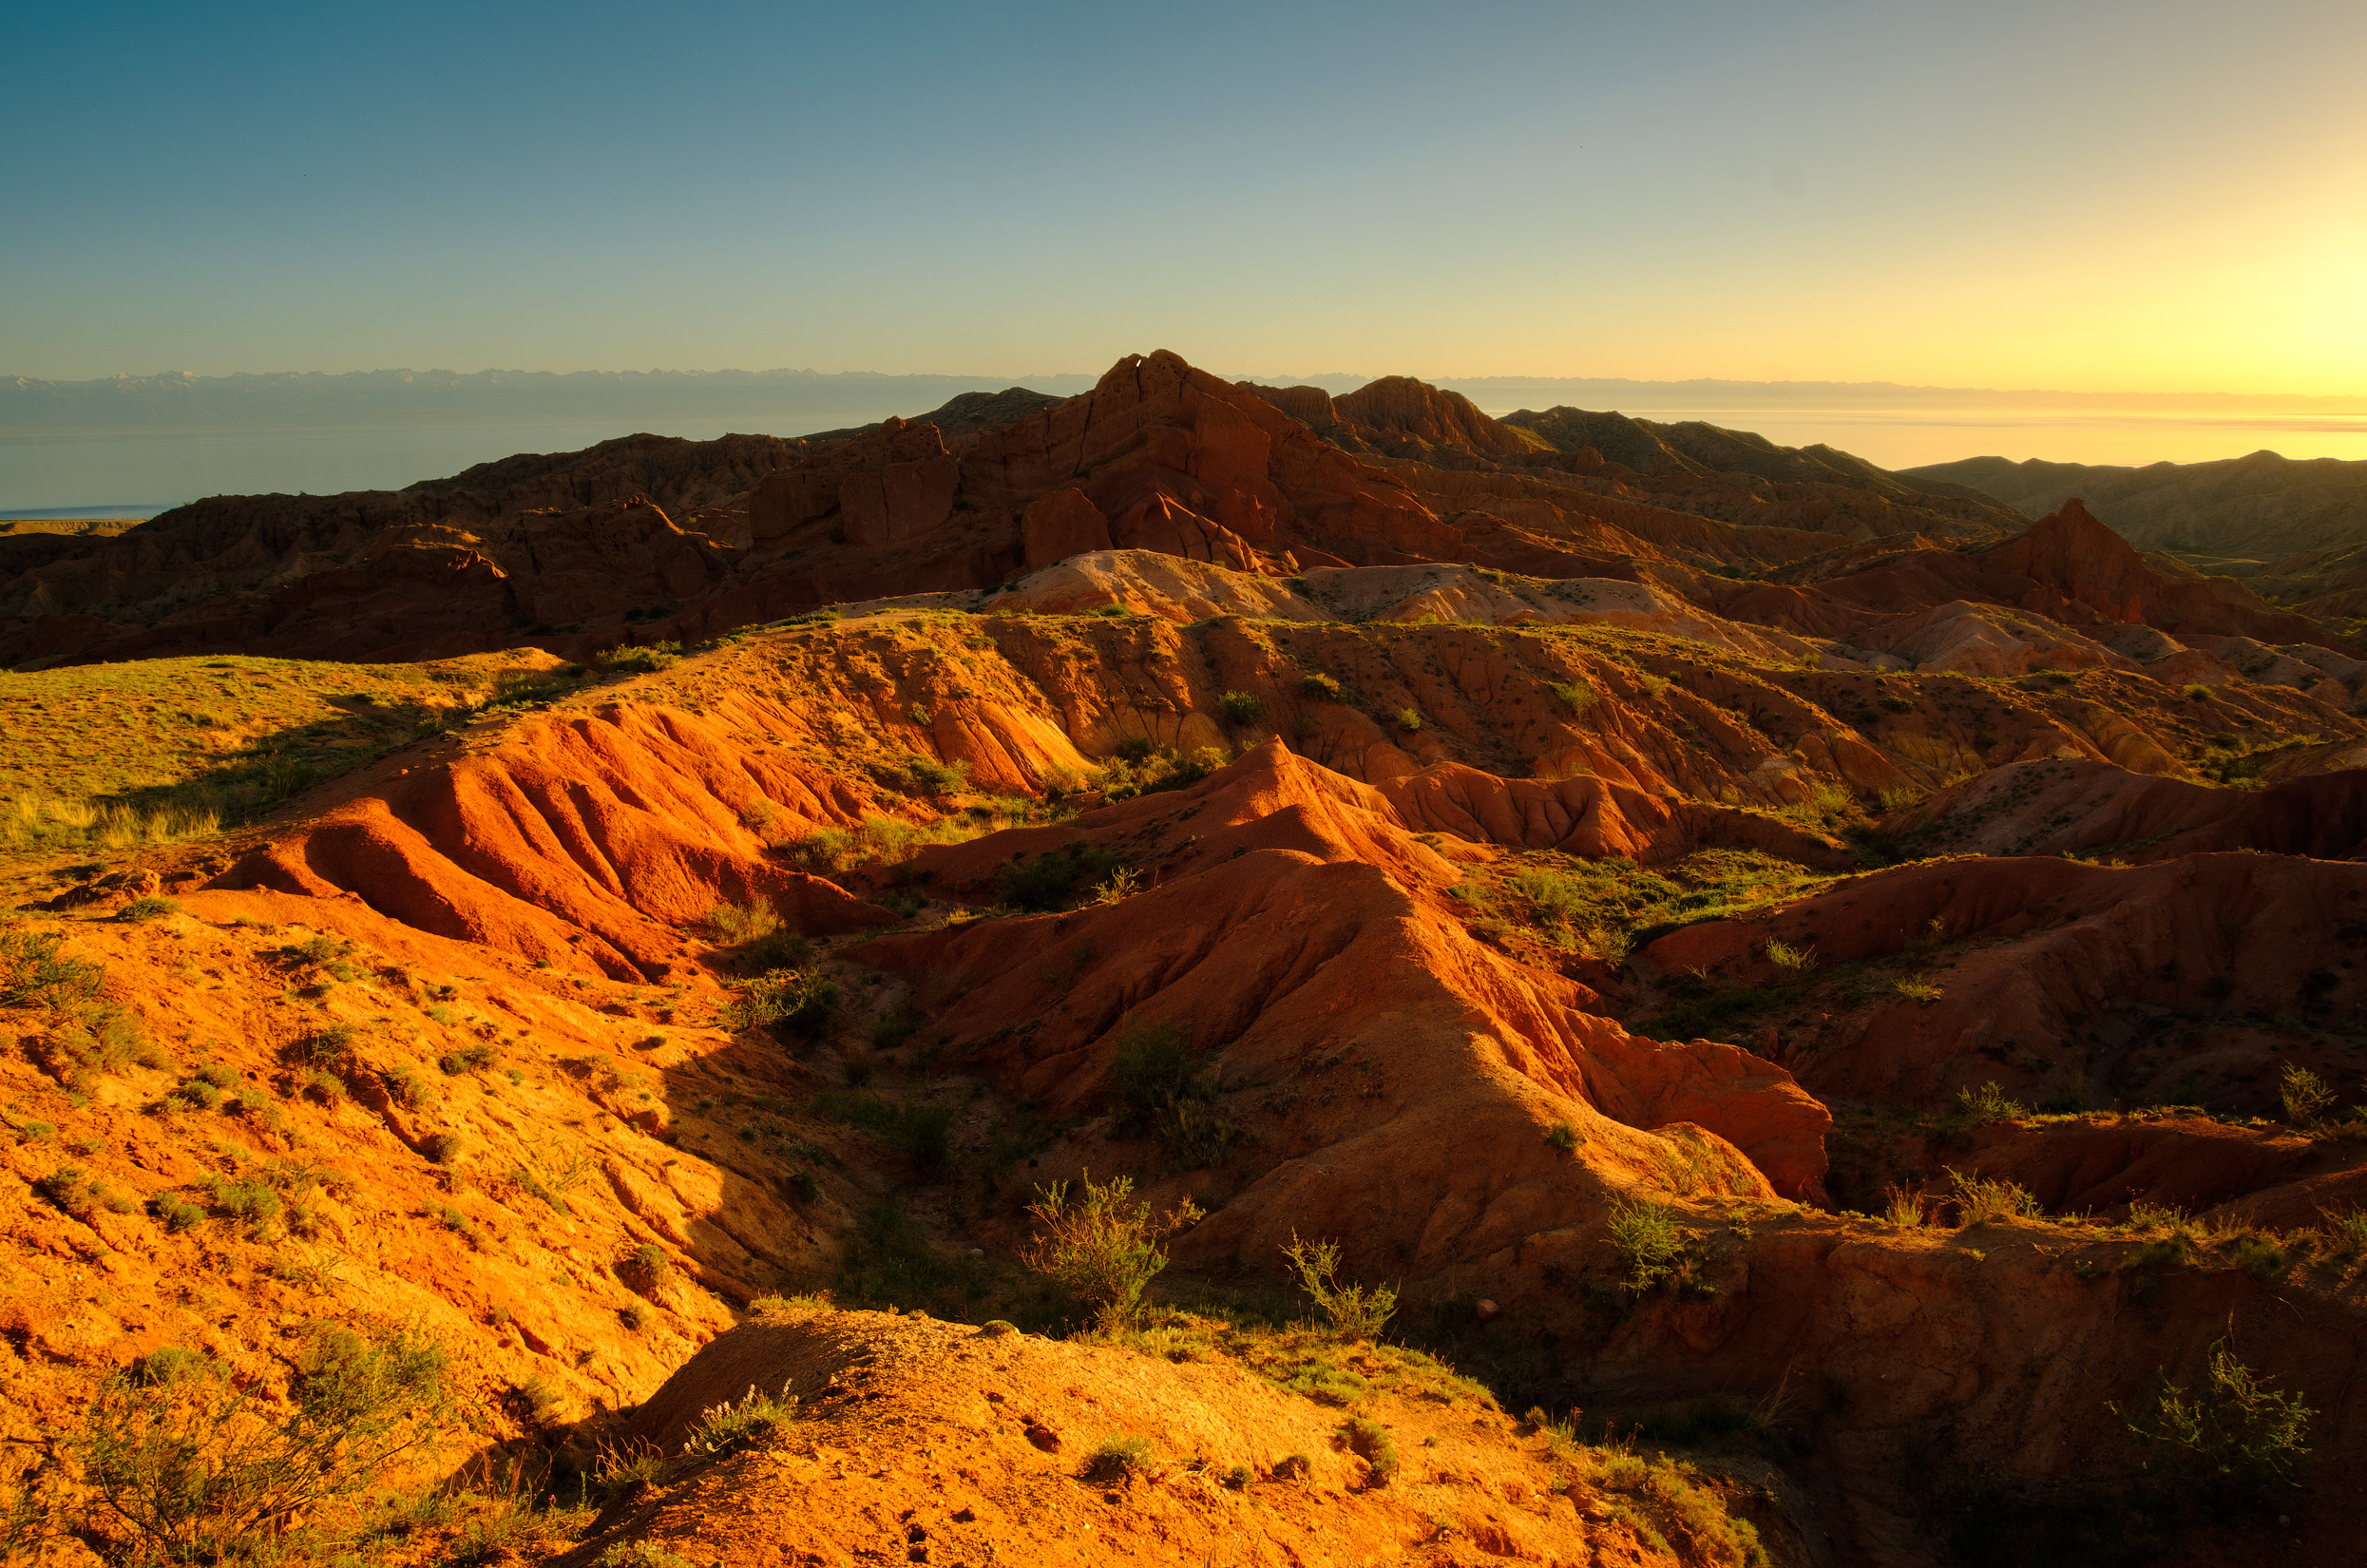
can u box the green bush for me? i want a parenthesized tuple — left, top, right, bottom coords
(115, 896, 181, 923)
(1021, 1171, 1202, 1329)
(599, 642, 681, 675)
(1083, 1434, 1154, 1482)
(1338, 1416, 1398, 1486)
(996, 844, 1127, 911)
(1282, 1233, 1398, 1339)
(721, 968, 838, 1037)
(1548, 681, 1597, 714)
(1218, 691, 1266, 726)
(2280, 1062, 2336, 1126)
(34, 1165, 136, 1221)
(1957, 1080, 2026, 1122)
(1607, 1196, 1687, 1290)
(681, 1386, 797, 1457)
(0, 922, 105, 1010)
(1105, 1018, 1238, 1167)
(1300, 673, 1340, 700)
(50, 1324, 450, 1564)
(1544, 1120, 1585, 1153)
(1947, 1167, 2043, 1225)
(436, 1042, 495, 1076)
(1394, 707, 1423, 734)
(41, 1004, 167, 1081)
(150, 1194, 204, 1233)
(2117, 1338, 2313, 1506)
(2182, 682, 2213, 702)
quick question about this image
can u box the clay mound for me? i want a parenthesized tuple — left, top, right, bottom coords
(1331, 375, 1551, 456)
(853, 741, 1832, 1268)
(573, 1307, 1716, 1568)
(1723, 499, 2351, 662)
(1637, 851, 2367, 1114)
(213, 698, 897, 980)
(1885, 755, 2367, 862)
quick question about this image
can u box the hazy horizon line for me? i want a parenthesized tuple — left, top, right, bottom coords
(9, 365, 2365, 408)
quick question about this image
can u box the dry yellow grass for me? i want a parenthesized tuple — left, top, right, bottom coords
(0, 649, 558, 859)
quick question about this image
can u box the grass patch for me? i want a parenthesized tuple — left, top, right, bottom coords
(0, 652, 558, 857)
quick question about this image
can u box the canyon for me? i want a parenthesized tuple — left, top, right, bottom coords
(3, 351, 2362, 1568)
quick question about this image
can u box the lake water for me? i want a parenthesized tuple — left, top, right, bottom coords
(7, 402, 2366, 517)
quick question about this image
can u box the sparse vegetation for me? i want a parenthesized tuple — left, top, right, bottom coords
(1218, 690, 1266, 726)
(15, 1324, 451, 1564)
(2116, 1338, 2313, 1507)
(2280, 1062, 2336, 1126)
(1108, 1018, 1237, 1167)
(1083, 1434, 1154, 1481)
(1338, 1416, 1398, 1486)
(680, 1386, 797, 1457)
(0, 922, 105, 1010)
(721, 968, 839, 1036)
(1947, 1167, 2043, 1226)
(1762, 938, 1817, 972)
(1956, 1080, 2026, 1122)
(1282, 1233, 1398, 1339)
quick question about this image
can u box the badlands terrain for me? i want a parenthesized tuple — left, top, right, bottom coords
(4, 351, 2366, 1567)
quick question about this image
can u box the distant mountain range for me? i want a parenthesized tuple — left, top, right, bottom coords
(11, 367, 2360, 432)
(1909, 450, 2367, 562)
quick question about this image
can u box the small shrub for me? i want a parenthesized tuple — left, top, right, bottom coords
(721, 968, 838, 1036)
(599, 642, 682, 675)
(1083, 1434, 1154, 1482)
(42, 1004, 168, 1081)
(786, 1167, 821, 1202)
(437, 1042, 495, 1076)
(58, 1324, 450, 1564)
(1338, 1416, 1398, 1486)
(681, 1385, 796, 1457)
(0, 922, 105, 1010)
(1607, 1196, 1687, 1290)
(1880, 694, 1915, 713)
(1021, 1170, 1202, 1329)
(1763, 939, 1817, 972)
(1107, 1018, 1237, 1166)
(115, 896, 181, 923)
(1300, 672, 1340, 700)
(1880, 1186, 1928, 1228)
(1088, 866, 1142, 905)
(151, 1193, 205, 1233)
(1548, 681, 1596, 714)
(597, 1540, 696, 1568)
(1271, 1452, 1312, 1480)
(1949, 1167, 2043, 1226)
(1282, 1233, 1398, 1339)
(620, 1243, 674, 1295)
(620, 1302, 650, 1331)
(1394, 707, 1423, 734)
(1223, 1463, 1252, 1489)
(1893, 973, 1944, 1002)
(1544, 1119, 1585, 1153)
(2182, 683, 2213, 702)
(1218, 691, 1266, 726)
(35, 1165, 135, 1221)
(1957, 1080, 2026, 1122)
(2116, 1338, 2313, 1506)
(419, 1131, 463, 1165)
(2280, 1062, 2336, 1127)
(996, 844, 1127, 911)
(705, 900, 780, 947)
(382, 1064, 429, 1108)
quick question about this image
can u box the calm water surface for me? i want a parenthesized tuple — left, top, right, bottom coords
(7, 405, 2367, 516)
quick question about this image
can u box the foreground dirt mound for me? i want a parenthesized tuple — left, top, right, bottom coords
(566, 1307, 1756, 1568)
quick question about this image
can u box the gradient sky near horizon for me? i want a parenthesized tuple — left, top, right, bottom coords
(7, 0, 2364, 394)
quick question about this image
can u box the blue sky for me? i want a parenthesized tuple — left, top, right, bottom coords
(7, 0, 2363, 391)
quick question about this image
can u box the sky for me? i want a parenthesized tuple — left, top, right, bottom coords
(6, 0, 2365, 394)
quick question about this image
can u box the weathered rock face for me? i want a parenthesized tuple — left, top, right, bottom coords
(2, 350, 2094, 672)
